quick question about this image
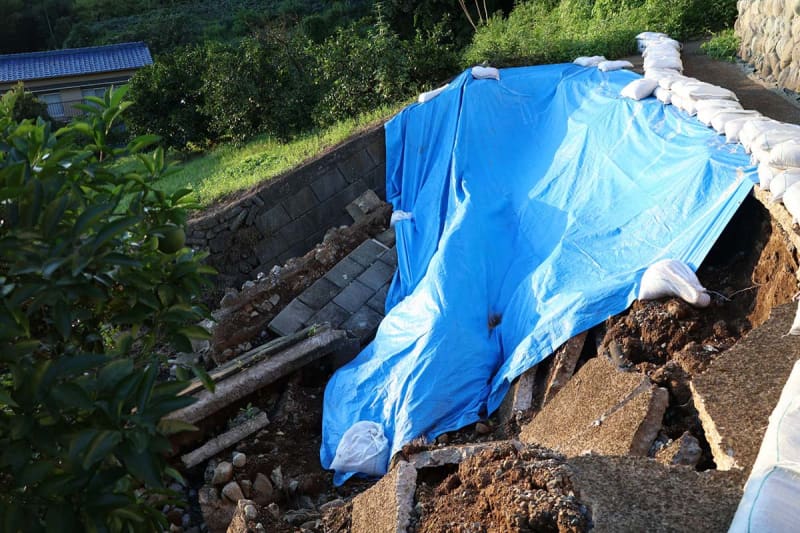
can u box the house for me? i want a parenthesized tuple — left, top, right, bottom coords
(0, 42, 152, 121)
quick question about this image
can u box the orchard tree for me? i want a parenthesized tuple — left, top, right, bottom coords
(0, 85, 215, 531)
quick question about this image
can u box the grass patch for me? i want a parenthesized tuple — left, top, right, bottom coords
(152, 103, 406, 206)
(701, 29, 740, 62)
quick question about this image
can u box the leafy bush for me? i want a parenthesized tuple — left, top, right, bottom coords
(313, 19, 459, 126)
(6, 83, 51, 123)
(464, 0, 738, 67)
(701, 28, 740, 62)
(0, 86, 215, 531)
(127, 46, 211, 150)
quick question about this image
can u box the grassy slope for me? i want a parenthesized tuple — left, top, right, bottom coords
(153, 103, 405, 206)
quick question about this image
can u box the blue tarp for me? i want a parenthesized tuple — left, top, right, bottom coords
(321, 64, 757, 484)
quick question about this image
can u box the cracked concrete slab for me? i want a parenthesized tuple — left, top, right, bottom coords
(568, 455, 742, 533)
(351, 461, 417, 533)
(520, 356, 668, 457)
(691, 302, 800, 473)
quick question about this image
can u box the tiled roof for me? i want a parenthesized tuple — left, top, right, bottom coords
(0, 42, 152, 83)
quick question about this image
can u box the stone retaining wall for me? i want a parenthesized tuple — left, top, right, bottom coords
(736, 0, 800, 91)
(187, 125, 387, 289)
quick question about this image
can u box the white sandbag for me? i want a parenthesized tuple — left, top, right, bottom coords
(390, 210, 413, 227)
(658, 74, 688, 90)
(769, 169, 800, 202)
(471, 66, 500, 80)
(644, 68, 682, 81)
(574, 55, 606, 67)
(638, 259, 711, 307)
(749, 124, 800, 154)
(679, 95, 698, 116)
(757, 162, 775, 190)
(728, 360, 800, 533)
(768, 139, 800, 169)
(695, 101, 743, 126)
(597, 60, 634, 72)
(329, 421, 389, 476)
(620, 79, 659, 100)
(710, 110, 761, 134)
(654, 86, 672, 104)
(642, 43, 681, 59)
(783, 181, 800, 223)
(670, 94, 685, 111)
(739, 119, 783, 152)
(669, 79, 701, 99)
(724, 116, 770, 144)
(636, 31, 669, 41)
(676, 82, 738, 101)
(418, 84, 448, 103)
(643, 55, 683, 72)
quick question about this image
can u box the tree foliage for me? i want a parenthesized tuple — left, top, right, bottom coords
(0, 85, 215, 532)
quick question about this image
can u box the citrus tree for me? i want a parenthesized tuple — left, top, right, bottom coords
(0, 85, 215, 531)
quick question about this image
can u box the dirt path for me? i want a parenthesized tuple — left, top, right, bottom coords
(681, 41, 800, 125)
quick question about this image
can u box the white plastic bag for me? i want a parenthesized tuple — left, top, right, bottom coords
(769, 169, 800, 202)
(768, 139, 800, 169)
(726, 116, 771, 144)
(638, 259, 710, 307)
(658, 74, 688, 90)
(573, 55, 606, 67)
(471, 66, 500, 80)
(418, 84, 448, 103)
(749, 124, 800, 154)
(329, 421, 389, 476)
(597, 60, 633, 72)
(783, 182, 800, 224)
(390, 210, 413, 227)
(620, 79, 658, 100)
(739, 119, 783, 152)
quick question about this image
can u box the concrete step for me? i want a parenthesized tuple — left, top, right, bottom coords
(691, 302, 800, 473)
(268, 229, 396, 343)
(520, 356, 668, 457)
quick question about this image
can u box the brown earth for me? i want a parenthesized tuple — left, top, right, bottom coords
(180, 43, 800, 533)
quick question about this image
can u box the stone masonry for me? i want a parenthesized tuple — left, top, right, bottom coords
(736, 0, 800, 91)
(268, 229, 397, 343)
(187, 125, 387, 289)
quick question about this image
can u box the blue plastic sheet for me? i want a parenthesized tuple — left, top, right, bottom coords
(321, 64, 757, 484)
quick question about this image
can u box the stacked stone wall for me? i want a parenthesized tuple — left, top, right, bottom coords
(736, 0, 800, 90)
(186, 125, 387, 289)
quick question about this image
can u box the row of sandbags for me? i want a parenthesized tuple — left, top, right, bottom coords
(618, 32, 800, 225)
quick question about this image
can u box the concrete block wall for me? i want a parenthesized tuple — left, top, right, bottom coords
(186, 124, 387, 289)
(736, 0, 800, 90)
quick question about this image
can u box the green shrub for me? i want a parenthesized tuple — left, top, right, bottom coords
(0, 85, 215, 531)
(701, 28, 740, 62)
(464, 0, 738, 67)
(6, 83, 51, 123)
(127, 46, 211, 150)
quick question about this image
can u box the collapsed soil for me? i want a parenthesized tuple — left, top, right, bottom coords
(178, 190, 798, 533)
(413, 442, 590, 533)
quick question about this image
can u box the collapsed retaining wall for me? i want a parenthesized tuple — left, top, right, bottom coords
(186, 125, 387, 289)
(736, 0, 800, 91)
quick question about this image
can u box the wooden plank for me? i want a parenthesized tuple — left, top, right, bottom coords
(167, 326, 347, 425)
(181, 412, 269, 469)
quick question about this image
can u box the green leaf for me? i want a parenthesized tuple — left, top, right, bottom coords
(49, 382, 93, 410)
(91, 216, 139, 251)
(46, 353, 109, 380)
(45, 504, 78, 533)
(82, 430, 122, 469)
(98, 359, 134, 391)
(73, 202, 112, 237)
(156, 418, 198, 436)
(117, 446, 162, 488)
(19, 459, 55, 486)
(53, 299, 71, 339)
(0, 389, 18, 408)
(164, 466, 186, 486)
(177, 325, 211, 340)
(109, 84, 131, 107)
(191, 364, 215, 393)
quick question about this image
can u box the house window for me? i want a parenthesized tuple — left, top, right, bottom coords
(82, 86, 109, 101)
(38, 93, 64, 119)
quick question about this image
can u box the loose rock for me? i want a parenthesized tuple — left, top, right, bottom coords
(232, 452, 247, 468)
(211, 461, 233, 485)
(222, 481, 245, 503)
